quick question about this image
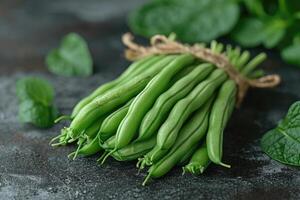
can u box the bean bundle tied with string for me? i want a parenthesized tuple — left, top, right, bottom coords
(51, 33, 281, 185)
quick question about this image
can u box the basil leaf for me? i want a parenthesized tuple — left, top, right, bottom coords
(261, 101, 300, 166)
(281, 43, 300, 66)
(128, 0, 239, 43)
(46, 33, 93, 77)
(16, 77, 58, 128)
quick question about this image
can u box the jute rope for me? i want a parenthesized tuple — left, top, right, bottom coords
(122, 33, 281, 105)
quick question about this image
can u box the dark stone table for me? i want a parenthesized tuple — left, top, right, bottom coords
(0, 1, 299, 199)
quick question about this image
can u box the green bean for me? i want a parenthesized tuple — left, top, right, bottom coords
(241, 53, 266, 76)
(138, 63, 214, 141)
(206, 80, 236, 168)
(84, 116, 106, 143)
(143, 102, 211, 185)
(65, 76, 151, 141)
(112, 137, 156, 161)
(65, 56, 176, 141)
(177, 144, 198, 166)
(183, 142, 210, 175)
(114, 54, 195, 150)
(171, 65, 197, 81)
(100, 135, 116, 151)
(210, 40, 218, 53)
(139, 98, 213, 169)
(71, 55, 163, 118)
(235, 51, 250, 71)
(156, 69, 227, 151)
(70, 116, 106, 151)
(69, 116, 106, 160)
(118, 56, 164, 81)
(217, 44, 224, 54)
(248, 69, 265, 78)
(51, 115, 105, 146)
(68, 136, 102, 159)
(98, 99, 133, 143)
(138, 146, 168, 169)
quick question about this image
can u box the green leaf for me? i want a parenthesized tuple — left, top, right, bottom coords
(262, 18, 286, 48)
(263, 28, 285, 49)
(261, 128, 300, 166)
(281, 43, 300, 66)
(232, 17, 286, 49)
(16, 77, 58, 128)
(128, 0, 239, 43)
(46, 33, 93, 77)
(261, 101, 300, 166)
(231, 18, 265, 47)
(16, 77, 54, 105)
(242, 0, 266, 17)
(284, 0, 300, 15)
(18, 100, 58, 128)
(279, 101, 300, 129)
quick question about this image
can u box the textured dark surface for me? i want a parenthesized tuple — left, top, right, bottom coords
(0, 0, 300, 199)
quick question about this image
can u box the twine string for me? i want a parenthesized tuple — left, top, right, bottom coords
(122, 33, 281, 105)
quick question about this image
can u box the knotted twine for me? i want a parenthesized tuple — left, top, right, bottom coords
(122, 33, 281, 105)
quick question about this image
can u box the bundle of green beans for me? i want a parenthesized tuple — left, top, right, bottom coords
(51, 41, 267, 185)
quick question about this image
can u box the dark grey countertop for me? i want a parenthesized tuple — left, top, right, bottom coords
(0, 0, 300, 199)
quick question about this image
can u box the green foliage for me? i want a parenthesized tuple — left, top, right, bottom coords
(128, 0, 300, 67)
(16, 77, 58, 128)
(281, 35, 300, 66)
(128, 0, 239, 43)
(233, 0, 300, 66)
(46, 33, 93, 77)
(261, 101, 300, 166)
(231, 17, 286, 49)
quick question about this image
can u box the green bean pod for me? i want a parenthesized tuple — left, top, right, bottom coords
(67, 56, 176, 140)
(183, 142, 210, 175)
(177, 144, 198, 166)
(66, 76, 151, 140)
(241, 53, 266, 76)
(115, 54, 195, 149)
(100, 135, 116, 151)
(206, 80, 236, 168)
(71, 116, 105, 151)
(71, 55, 163, 118)
(138, 146, 168, 169)
(112, 137, 156, 161)
(143, 102, 211, 185)
(156, 69, 227, 150)
(52, 115, 105, 146)
(137, 63, 214, 141)
(69, 136, 102, 159)
(140, 98, 213, 168)
(98, 99, 133, 143)
(171, 64, 197, 82)
(83, 116, 106, 143)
